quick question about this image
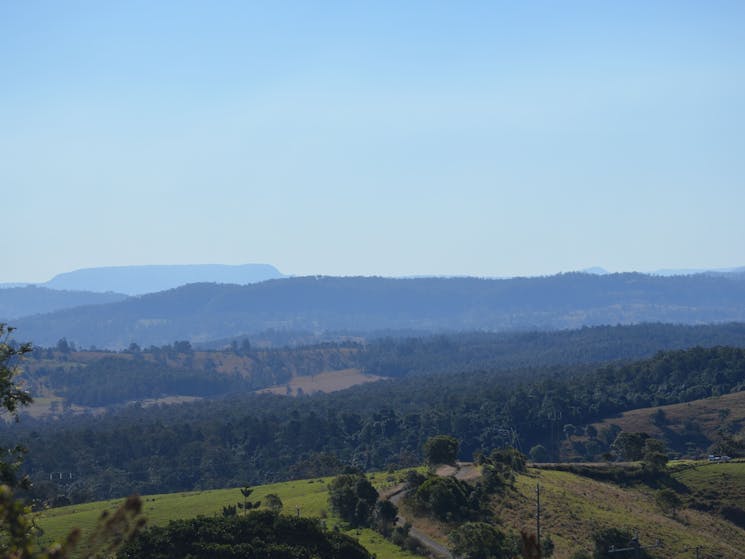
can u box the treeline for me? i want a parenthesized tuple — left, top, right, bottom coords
(24, 342, 360, 407)
(22, 322, 745, 407)
(5, 346, 745, 505)
(120, 511, 371, 559)
(361, 322, 745, 376)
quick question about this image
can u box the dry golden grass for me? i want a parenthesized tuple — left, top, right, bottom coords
(495, 468, 745, 559)
(256, 368, 383, 396)
(589, 390, 745, 441)
(399, 466, 745, 559)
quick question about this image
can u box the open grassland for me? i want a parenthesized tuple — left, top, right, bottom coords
(37, 471, 423, 559)
(38, 463, 745, 559)
(496, 467, 745, 559)
(673, 461, 745, 519)
(398, 464, 745, 559)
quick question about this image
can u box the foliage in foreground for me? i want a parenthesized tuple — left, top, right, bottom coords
(1, 324, 144, 558)
(448, 521, 510, 559)
(119, 510, 372, 559)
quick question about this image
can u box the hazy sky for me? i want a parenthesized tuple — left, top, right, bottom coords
(2, 1, 744, 282)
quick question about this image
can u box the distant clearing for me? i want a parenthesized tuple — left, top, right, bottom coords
(257, 368, 384, 396)
(591, 390, 745, 440)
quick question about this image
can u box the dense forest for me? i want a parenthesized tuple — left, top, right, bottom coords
(18, 322, 745, 407)
(12, 272, 745, 348)
(5, 345, 745, 506)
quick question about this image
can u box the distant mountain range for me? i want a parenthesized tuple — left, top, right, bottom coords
(1, 263, 284, 296)
(0, 287, 128, 321)
(581, 265, 745, 276)
(9, 272, 745, 349)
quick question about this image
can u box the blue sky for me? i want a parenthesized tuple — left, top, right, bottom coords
(2, 1, 744, 282)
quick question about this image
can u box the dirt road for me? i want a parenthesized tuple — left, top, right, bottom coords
(389, 488, 453, 559)
(383, 463, 479, 558)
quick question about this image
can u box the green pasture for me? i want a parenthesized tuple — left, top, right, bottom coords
(36, 470, 422, 559)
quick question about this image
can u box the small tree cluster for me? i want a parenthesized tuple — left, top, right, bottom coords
(238, 486, 261, 515)
(328, 474, 379, 527)
(423, 435, 459, 466)
(414, 476, 483, 522)
(448, 521, 510, 559)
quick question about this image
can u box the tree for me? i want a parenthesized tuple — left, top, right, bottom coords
(239, 486, 261, 515)
(121, 511, 372, 559)
(449, 522, 509, 559)
(0, 324, 143, 558)
(423, 435, 459, 466)
(641, 438, 668, 472)
(373, 499, 398, 535)
(328, 474, 379, 527)
(611, 432, 649, 461)
(563, 424, 576, 440)
(414, 476, 475, 521)
(264, 493, 283, 513)
(0, 325, 32, 417)
(529, 444, 550, 463)
(172, 340, 192, 354)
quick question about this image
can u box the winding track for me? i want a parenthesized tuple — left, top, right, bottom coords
(383, 462, 479, 559)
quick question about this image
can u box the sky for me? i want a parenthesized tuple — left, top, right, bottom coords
(2, 1, 744, 282)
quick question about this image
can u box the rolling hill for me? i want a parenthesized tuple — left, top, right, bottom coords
(36, 463, 745, 559)
(586, 391, 745, 459)
(12, 272, 745, 348)
(0, 286, 128, 321)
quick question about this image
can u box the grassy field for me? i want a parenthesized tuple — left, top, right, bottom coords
(394, 463, 745, 559)
(36, 471, 423, 559)
(589, 390, 745, 446)
(38, 463, 745, 559)
(256, 368, 384, 396)
(499, 466, 745, 559)
(673, 461, 745, 521)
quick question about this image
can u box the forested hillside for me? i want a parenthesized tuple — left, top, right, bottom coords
(18, 322, 745, 409)
(22, 341, 360, 408)
(13, 272, 745, 348)
(6, 346, 745, 505)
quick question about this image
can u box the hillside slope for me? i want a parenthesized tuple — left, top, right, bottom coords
(38, 473, 422, 559)
(586, 390, 745, 458)
(0, 286, 128, 321)
(38, 465, 745, 559)
(501, 466, 745, 559)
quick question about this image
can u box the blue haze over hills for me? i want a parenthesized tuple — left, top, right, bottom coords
(1, 263, 284, 296)
(0, 263, 284, 321)
(8, 272, 745, 349)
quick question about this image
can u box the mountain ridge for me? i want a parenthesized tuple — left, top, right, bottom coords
(12, 272, 745, 348)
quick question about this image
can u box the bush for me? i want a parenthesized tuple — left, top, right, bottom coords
(120, 510, 372, 559)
